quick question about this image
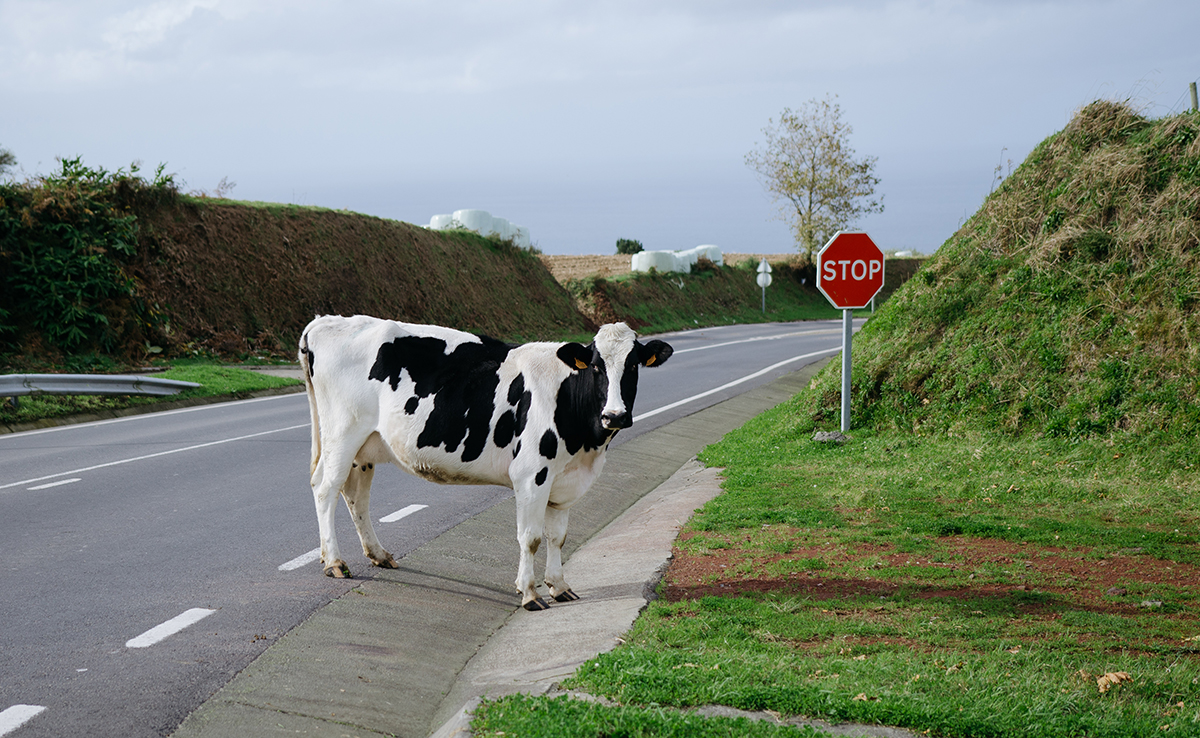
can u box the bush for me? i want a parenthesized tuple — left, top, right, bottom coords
(0, 157, 176, 356)
(616, 238, 644, 255)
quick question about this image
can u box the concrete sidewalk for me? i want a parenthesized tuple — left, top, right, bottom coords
(170, 361, 828, 738)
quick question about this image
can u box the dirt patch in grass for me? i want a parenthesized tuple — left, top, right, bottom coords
(663, 531, 1200, 623)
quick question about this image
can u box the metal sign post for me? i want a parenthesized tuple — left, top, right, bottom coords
(816, 232, 885, 433)
(841, 309, 852, 432)
(756, 259, 773, 313)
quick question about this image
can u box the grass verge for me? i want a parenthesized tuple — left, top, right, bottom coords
(0, 364, 301, 428)
(475, 394, 1200, 737)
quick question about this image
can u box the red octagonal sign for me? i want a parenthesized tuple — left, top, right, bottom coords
(817, 231, 885, 309)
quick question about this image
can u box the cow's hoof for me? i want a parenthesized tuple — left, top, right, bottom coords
(522, 597, 551, 611)
(371, 553, 399, 569)
(324, 561, 352, 578)
(553, 589, 580, 603)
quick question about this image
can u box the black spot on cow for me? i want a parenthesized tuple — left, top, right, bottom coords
(300, 341, 316, 378)
(512, 440, 521, 459)
(535, 467, 548, 486)
(539, 429, 558, 459)
(512, 385, 531, 438)
(404, 396, 420, 415)
(493, 410, 516, 448)
(368, 333, 513, 463)
(507, 374, 525, 405)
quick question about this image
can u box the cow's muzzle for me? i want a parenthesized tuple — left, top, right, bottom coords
(601, 411, 632, 430)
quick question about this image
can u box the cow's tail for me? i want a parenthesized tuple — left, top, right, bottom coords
(299, 329, 321, 478)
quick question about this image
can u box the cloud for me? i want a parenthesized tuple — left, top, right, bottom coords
(101, 0, 222, 53)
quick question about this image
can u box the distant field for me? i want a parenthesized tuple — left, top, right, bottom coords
(539, 253, 798, 282)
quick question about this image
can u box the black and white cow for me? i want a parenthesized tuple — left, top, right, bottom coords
(298, 315, 672, 610)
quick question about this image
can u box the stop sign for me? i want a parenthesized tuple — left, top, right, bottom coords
(816, 231, 885, 309)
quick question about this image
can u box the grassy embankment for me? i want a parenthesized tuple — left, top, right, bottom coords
(472, 102, 1200, 736)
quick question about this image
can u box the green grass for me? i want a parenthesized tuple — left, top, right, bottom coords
(476, 396, 1200, 736)
(541, 397, 1200, 736)
(0, 364, 301, 427)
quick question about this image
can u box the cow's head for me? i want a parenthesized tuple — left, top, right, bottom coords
(554, 323, 672, 451)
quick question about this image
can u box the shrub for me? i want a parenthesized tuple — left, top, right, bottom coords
(616, 238, 644, 255)
(0, 157, 176, 356)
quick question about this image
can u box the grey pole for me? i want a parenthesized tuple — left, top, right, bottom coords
(1191, 82, 1198, 112)
(841, 308, 852, 432)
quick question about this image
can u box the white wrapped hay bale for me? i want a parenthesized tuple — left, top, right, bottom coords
(452, 209, 493, 234)
(631, 250, 681, 273)
(428, 214, 455, 230)
(491, 217, 512, 240)
(695, 244, 724, 266)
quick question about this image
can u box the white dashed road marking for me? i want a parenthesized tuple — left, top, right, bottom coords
(278, 548, 322, 571)
(0, 705, 47, 736)
(126, 608, 216, 649)
(279, 504, 429, 570)
(379, 503, 428, 522)
(27, 478, 81, 490)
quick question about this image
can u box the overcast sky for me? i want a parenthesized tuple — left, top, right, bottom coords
(3, 1, 1198, 256)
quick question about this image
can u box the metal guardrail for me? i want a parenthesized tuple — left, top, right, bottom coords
(1, 374, 201, 409)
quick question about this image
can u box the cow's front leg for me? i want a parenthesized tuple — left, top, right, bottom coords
(514, 479, 551, 611)
(341, 460, 397, 569)
(543, 505, 578, 602)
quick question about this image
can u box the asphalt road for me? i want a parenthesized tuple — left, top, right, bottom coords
(0, 320, 850, 738)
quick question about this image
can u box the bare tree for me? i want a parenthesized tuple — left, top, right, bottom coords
(745, 96, 883, 257)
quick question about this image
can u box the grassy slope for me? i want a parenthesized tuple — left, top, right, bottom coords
(802, 101, 1200, 452)
(130, 198, 593, 351)
(475, 102, 1200, 736)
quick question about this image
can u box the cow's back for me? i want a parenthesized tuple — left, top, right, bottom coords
(301, 315, 520, 487)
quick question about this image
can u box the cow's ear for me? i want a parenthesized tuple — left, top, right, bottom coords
(556, 342, 592, 371)
(638, 340, 672, 368)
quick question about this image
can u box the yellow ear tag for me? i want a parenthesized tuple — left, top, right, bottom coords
(575, 358, 588, 370)
(645, 355, 656, 367)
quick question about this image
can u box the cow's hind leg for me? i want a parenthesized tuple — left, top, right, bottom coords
(340, 458, 397, 569)
(543, 505, 578, 602)
(311, 433, 368, 578)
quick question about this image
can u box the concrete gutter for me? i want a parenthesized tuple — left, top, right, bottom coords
(170, 360, 829, 738)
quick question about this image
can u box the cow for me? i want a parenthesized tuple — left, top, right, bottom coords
(298, 315, 672, 611)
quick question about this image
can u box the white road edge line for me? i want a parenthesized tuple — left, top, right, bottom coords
(278, 548, 322, 571)
(0, 705, 47, 737)
(27, 478, 82, 490)
(126, 608, 216, 649)
(380, 503, 428, 523)
(634, 346, 840, 422)
(671, 327, 844, 354)
(0, 423, 309, 492)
